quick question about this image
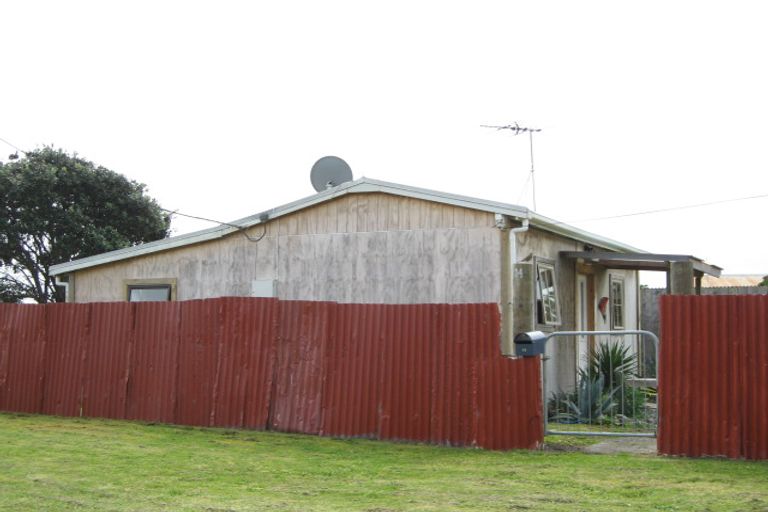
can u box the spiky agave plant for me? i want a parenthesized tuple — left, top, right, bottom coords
(585, 341, 652, 419)
(585, 341, 637, 392)
(550, 373, 619, 424)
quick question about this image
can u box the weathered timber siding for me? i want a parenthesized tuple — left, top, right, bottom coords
(71, 193, 502, 305)
(0, 299, 543, 450)
(658, 295, 768, 460)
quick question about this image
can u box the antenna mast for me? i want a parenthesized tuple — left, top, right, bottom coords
(481, 123, 542, 211)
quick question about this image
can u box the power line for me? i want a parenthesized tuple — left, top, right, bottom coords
(161, 208, 266, 242)
(565, 192, 768, 224)
(161, 208, 242, 229)
(0, 136, 28, 159)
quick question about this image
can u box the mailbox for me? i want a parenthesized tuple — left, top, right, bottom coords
(514, 331, 547, 357)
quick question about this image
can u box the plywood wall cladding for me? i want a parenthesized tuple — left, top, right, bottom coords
(658, 295, 768, 460)
(0, 298, 542, 450)
(70, 192, 502, 305)
(276, 193, 496, 236)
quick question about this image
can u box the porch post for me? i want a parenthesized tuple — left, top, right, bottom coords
(669, 261, 695, 295)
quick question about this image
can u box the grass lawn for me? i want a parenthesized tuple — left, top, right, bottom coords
(1, 413, 766, 511)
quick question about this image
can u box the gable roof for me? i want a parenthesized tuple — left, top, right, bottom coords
(50, 177, 645, 276)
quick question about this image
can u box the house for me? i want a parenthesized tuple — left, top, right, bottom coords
(50, 177, 721, 395)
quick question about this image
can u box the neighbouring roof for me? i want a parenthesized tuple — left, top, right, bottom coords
(51, 177, 647, 276)
(701, 274, 766, 287)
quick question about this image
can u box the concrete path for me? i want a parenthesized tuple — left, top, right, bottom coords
(583, 437, 657, 455)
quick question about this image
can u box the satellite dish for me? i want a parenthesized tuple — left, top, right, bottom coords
(310, 156, 353, 192)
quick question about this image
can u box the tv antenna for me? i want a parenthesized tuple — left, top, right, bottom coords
(481, 123, 542, 211)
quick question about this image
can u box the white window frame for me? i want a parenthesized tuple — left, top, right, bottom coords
(125, 278, 177, 302)
(610, 275, 625, 330)
(536, 260, 561, 327)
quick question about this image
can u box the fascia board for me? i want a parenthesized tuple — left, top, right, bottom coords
(50, 224, 241, 275)
(50, 181, 363, 276)
(344, 179, 531, 218)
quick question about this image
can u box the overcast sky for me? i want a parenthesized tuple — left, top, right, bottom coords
(2, 1, 766, 286)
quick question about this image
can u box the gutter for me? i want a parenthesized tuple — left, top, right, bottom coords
(528, 212, 646, 254)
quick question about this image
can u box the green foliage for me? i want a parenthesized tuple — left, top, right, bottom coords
(0, 147, 170, 303)
(585, 341, 637, 392)
(550, 372, 618, 424)
(0, 275, 26, 303)
(549, 342, 654, 425)
(3, 413, 767, 511)
(760, 275, 768, 287)
(547, 388, 576, 420)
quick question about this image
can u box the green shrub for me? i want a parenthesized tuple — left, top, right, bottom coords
(548, 341, 654, 424)
(549, 372, 618, 424)
(585, 341, 636, 392)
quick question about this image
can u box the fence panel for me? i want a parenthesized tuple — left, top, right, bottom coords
(0, 304, 47, 413)
(126, 301, 181, 423)
(742, 297, 768, 459)
(322, 303, 386, 438)
(0, 304, 9, 410)
(212, 297, 278, 429)
(270, 300, 330, 434)
(472, 305, 543, 450)
(0, 298, 543, 450)
(175, 300, 222, 426)
(430, 304, 477, 446)
(659, 295, 768, 459)
(81, 302, 133, 419)
(41, 304, 90, 417)
(376, 304, 433, 442)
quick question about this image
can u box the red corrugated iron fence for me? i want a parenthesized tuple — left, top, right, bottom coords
(659, 295, 768, 459)
(0, 298, 542, 450)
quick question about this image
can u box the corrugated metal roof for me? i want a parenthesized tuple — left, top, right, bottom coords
(50, 177, 645, 276)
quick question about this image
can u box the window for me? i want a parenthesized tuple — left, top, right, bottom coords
(536, 261, 561, 326)
(610, 275, 624, 329)
(125, 279, 176, 302)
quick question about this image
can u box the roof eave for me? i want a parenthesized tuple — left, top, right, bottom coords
(561, 251, 723, 277)
(50, 224, 242, 275)
(528, 213, 646, 254)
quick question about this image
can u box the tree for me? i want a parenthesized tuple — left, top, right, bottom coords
(1, 147, 171, 303)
